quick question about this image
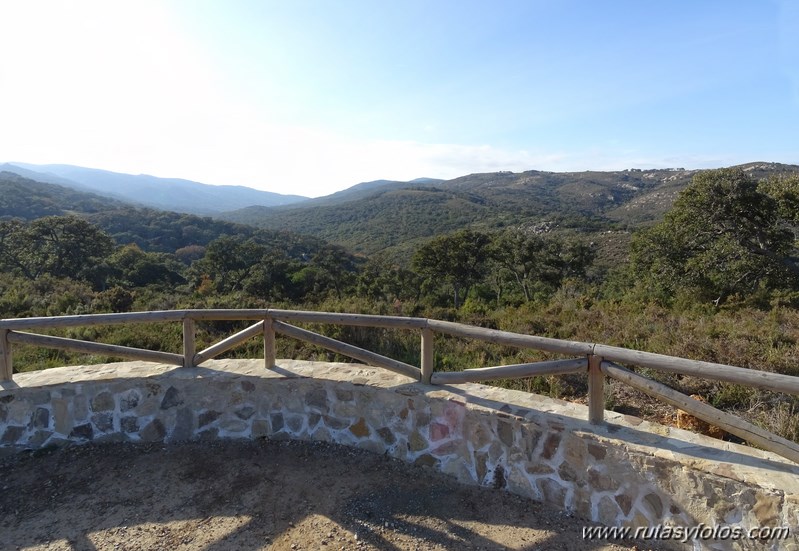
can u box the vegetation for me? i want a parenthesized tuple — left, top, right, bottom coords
(630, 169, 799, 305)
(2, 166, 799, 445)
(219, 167, 706, 257)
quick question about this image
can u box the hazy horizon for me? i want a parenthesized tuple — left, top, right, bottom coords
(1, 1, 797, 197)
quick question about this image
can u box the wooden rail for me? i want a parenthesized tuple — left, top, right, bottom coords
(1, 309, 799, 464)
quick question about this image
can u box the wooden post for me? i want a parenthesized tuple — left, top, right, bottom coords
(183, 317, 196, 368)
(0, 329, 12, 381)
(264, 317, 275, 369)
(588, 354, 604, 424)
(421, 328, 434, 384)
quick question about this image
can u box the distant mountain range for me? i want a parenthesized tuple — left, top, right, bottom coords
(3, 160, 798, 263)
(0, 163, 308, 215)
(216, 162, 799, 260)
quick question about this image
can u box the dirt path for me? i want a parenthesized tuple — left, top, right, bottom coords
(0, 439, 670, 550)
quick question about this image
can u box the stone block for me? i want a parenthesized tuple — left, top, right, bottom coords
(1, 425, 24, 444)
(334, 388, 353, 402)
(120, 416, 139, 433)
(235, 406, 255, 420)
(198, 410, 221, 428)
(597, 495, 622, 526)
(305, 388, 328, 412)
(322, 415, 348, 431)
(541, 432, 561, 461)
(91, 412, 113, 433)
(307, 413, 321, 430)
(408, 430, 428, 452)
(52, 398, 72, 435)
(220, 419, 248, 433)
(643, 492, 664, 519)
(73, 394, 89, 421)
(586, 442, 607, 461)
(413, 453, 439, 468)
(349, 417, 370, 438)
(286, 415, 304, 434)
(91, 391, 115, 412)
(160, 386, 183, 410)
(270, 413, 284, 432)
(497, 419, 514, 447)
(169, 407, 194, 442)
(69, 423, 94, 441)
(30, 407, 50, 430)
(28, 430, 53, 447)
(615, 493, 633, 517)
(140, 419, 166, 442)
(119, 390, 140, 412)
(252, 419, 270, 438)
(377, 427, 396, 445)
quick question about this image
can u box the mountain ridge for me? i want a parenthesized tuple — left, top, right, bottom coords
(219, 162, 799, 258)
(2, 163, 308, 215)
(5, 161, 798, 261)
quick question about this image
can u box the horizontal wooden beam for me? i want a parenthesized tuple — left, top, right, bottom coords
(272, 320, 420, 380)
(0, 310, 188, 330)
(426, 319, 594, 356)
(7, 331, 184, 366)
(593, 344, 799, 396)
(194, 321, 265, 365)
(268, 309, 428, 329)
(0, 309, 427, 329)
(431, 358, 586, 385)
(181, 309, 271, 321)
(601, 361, 799, 465)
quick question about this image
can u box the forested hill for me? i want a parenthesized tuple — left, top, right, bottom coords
(0, 172, 325, 257)
(219, 168, 686, 255)
(0, 171, 126, 218)
(220, 163, 799, 256)
(220, 166, 687, 255)
(1, 163, 308, 215)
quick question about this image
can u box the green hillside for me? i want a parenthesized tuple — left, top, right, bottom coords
(0, 171, 325, 257)
(222, 164, 799, 260)
(0, 171, 124, 219)
(220, 168, 699, 256)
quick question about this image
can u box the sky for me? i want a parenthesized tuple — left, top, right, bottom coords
(1, 0, 797, 198)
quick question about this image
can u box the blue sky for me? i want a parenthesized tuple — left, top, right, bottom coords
(1, 0, 797, 197)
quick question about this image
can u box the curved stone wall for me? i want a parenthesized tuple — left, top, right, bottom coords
(1, 359, 798, 550)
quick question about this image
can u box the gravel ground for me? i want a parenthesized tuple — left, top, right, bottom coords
(0, 439, 673, 550)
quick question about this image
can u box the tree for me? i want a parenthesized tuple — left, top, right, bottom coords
(357, 257, 422, 304)
(490, 231, 593, 302)
(189, 236, 269, 293)
(107, 244, 185, 288)
(0, 216, 114, 284)
(412, 230, 491, 308)
(308, 245, 359, 300)
(630, 168, 799, 304)
(241, 253, 299, 301)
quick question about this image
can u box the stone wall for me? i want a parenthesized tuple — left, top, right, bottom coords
(2, 359, 798, 550)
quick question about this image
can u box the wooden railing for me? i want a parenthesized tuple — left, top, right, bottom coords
(1, 309, 799, 465)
